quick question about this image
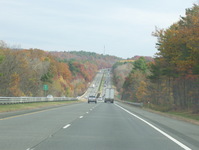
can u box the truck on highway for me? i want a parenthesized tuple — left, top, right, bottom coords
(104, 88, 114, 103)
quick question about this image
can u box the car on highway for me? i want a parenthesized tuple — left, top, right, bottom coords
(97, 97, 103, 101)
(88, 95, 97, 103)
(47, 95, 54, 101)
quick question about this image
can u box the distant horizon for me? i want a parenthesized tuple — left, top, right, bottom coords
(5, 44, 155, 59)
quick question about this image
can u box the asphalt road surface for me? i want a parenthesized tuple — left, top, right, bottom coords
(0, 101, 199, 150)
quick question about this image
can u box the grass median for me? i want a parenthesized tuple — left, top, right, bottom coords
(0, 101, 79, 113)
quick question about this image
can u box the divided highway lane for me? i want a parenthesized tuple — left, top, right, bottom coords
(0, 102, 97, 150)
(0, 101, 198, 150)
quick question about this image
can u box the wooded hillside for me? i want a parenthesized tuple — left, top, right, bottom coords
(50, 51, 119, 69)
(0, 42, 120, 97)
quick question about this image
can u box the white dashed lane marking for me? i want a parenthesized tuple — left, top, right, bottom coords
(63, 124, 71, 129)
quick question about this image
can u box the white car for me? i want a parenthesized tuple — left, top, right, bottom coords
(97, 97, 103, 101)
(88, 96, 97, 103)
(47, 95, 54, 101)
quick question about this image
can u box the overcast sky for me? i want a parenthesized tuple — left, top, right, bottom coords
(0, 0, 197, 58)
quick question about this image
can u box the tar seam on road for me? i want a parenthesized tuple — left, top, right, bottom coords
(115, 103, 192, 150)
(0, 105, 71, 121)
(0, 108, 56, 121)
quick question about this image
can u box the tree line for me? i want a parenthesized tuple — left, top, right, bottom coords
(113, 4, 199, 113)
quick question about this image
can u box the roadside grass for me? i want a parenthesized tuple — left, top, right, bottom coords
(167, 111, 199, 121)
(145, 103, 199, 122)
(0, 101, 78, 113)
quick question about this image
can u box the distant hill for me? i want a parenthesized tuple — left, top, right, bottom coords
(130, 55, 154, 62)
(118, 55, 153, 63)
(50, 51, 121, 69)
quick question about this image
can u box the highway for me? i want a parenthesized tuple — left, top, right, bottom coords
(0, 69, 199, 150)
(0, 102, 198, 150)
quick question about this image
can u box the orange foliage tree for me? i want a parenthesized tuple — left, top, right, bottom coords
(151, 4, 199, 110)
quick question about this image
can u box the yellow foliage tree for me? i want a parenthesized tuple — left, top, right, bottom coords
(136, 81, 147, 102)
(9, 73, 24, 96)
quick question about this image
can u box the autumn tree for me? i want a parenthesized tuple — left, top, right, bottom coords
(133, 57, 148, 73)
(121, 57, 150, 102)
(151, 4, 199, 111)
(136, 81, 147, 102)
(112, 62, 133, 94)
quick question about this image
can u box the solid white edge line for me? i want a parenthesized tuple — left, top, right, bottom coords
(115, 103, 192, 150)
(63, 124, 71, 129)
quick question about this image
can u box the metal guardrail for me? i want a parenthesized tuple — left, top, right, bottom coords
(0, 97, 78, 104)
